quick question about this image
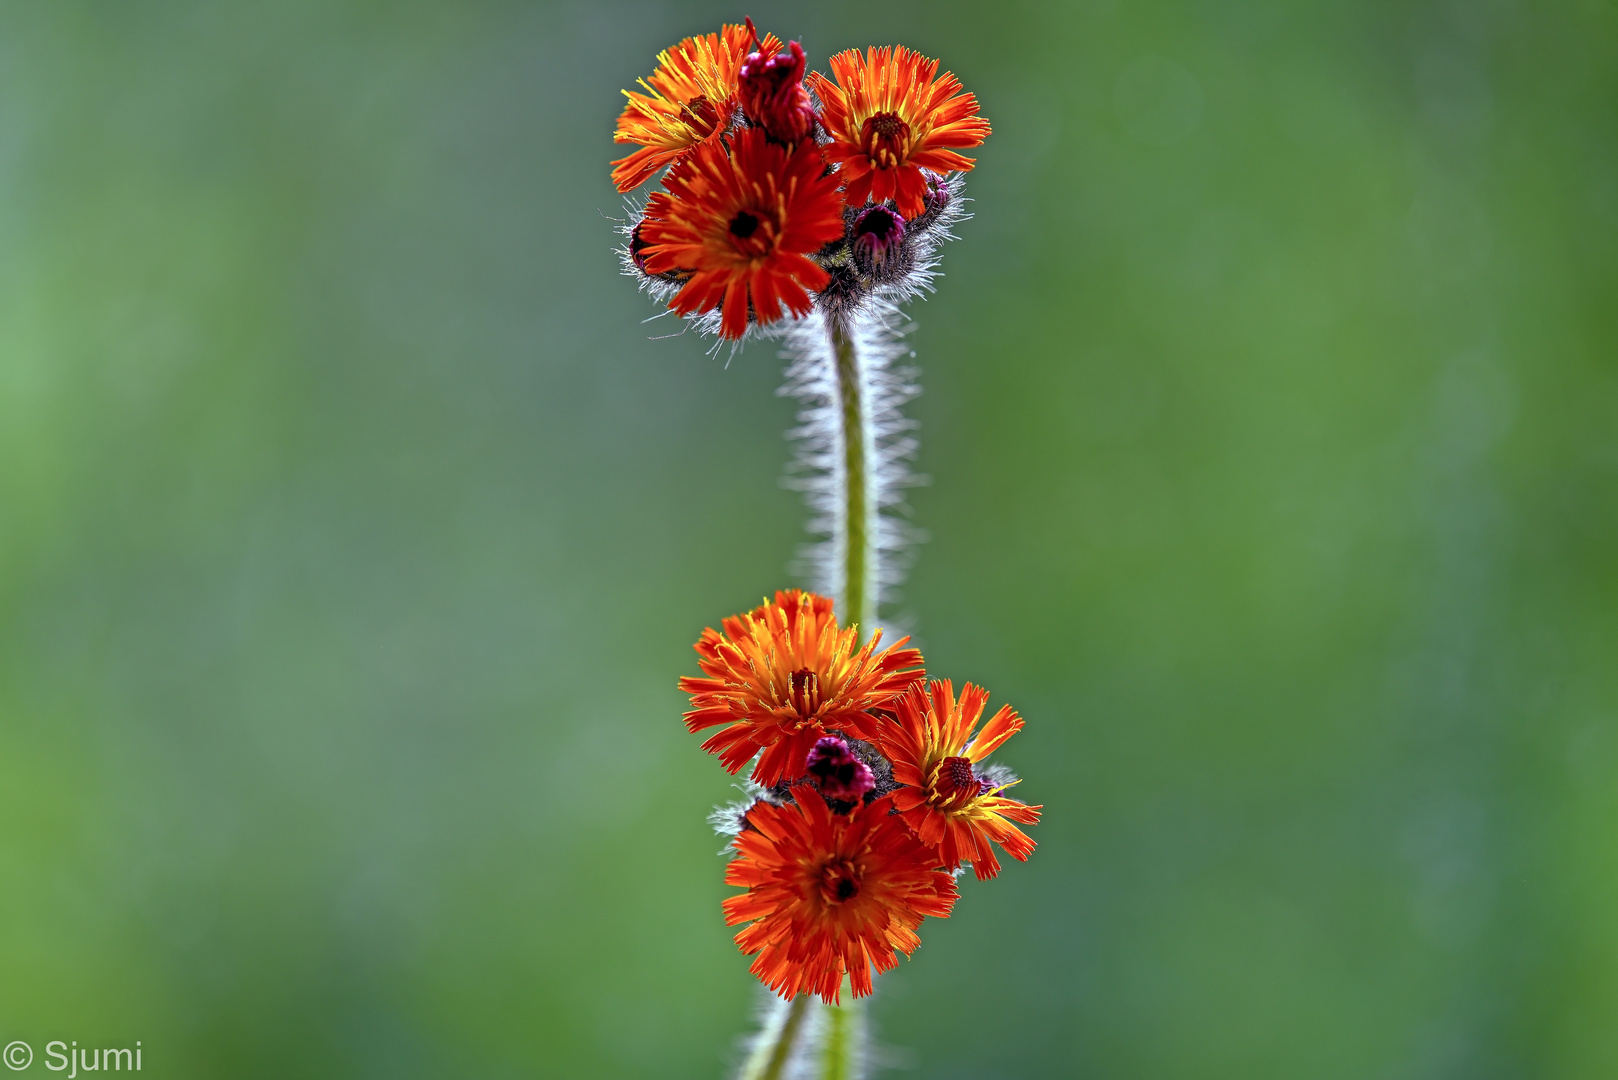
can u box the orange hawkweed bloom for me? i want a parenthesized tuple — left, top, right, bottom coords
(877, 680, 1042, 881)
(808, 45, 992, 218)
(611, 23, 782, 192)
(679, 589, 924, 785)
(639, 129, 845, 339)
(724, 793, 958, 1002)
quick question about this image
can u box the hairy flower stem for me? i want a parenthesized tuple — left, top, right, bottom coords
(831, 316, 873, 637)
(741, 995, 812, 1080)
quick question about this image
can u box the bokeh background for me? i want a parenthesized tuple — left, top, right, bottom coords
(2, 1, 1615, 1076)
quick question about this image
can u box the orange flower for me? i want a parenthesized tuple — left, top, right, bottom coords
(808, 45, 991, 218)
(611, 23, 781, 192)
(679, 589, 924, 785)
(876, 680, 1041, 881)
(639, 128, 847, 338)
(724, 793, 958, 1002)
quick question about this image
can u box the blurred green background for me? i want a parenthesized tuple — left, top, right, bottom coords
(1, 1, 1615, 1076)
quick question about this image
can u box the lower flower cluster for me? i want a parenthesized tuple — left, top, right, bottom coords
(683, 590, 1042, 1003)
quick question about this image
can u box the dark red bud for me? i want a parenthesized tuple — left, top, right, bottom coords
(851, 205, 906, 271)
(806, 735, 875, 804)
(629, 220, 652, 274)
(631, 217, 692, 283)
(738, 39, 816, 145)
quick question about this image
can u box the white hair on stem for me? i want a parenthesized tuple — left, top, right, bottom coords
(773, 176, 968, 638)
(777, 300, 923, 638)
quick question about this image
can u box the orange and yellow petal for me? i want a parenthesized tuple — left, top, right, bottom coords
(678, 589, 925, 785)
(808, 45, 991, 218)
(723, 794, 957, 1003)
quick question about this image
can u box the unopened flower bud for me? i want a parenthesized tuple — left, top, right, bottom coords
(630, 213, 695, 285)
(629, 220, 652, 274)
(806, 735, 875, 804)
(738, 35, 816, 145)
(850, 205, 906, 273)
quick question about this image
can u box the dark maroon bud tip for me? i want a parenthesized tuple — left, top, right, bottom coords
(739, 39, 816, 145)
(806, 735, 875, 803)
(851, 205, 906, 272)
(629, 220, 652, 274)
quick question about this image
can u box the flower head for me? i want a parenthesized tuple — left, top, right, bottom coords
(611, 23, 782, 192)
(679, 589, 924, 785)
(638, 129, 845, 339)
(876, 680, 1041, 880)
(724, 793, 957, 1002)
(808, 45, 991, 218)
(738, 23, 816, 145)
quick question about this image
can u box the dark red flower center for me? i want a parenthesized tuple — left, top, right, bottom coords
(861, 112, 912, 170)
(726, 208, 780, 259)
(819, 858, 861, 905)
(787, 667, 823, 718)
(679, 94, 722, 138)
(931, 755, 983, 811)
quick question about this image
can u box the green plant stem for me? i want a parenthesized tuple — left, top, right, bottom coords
(831, 316, 870, 637)
(819, 992, 860, 1080)
(741, 995, 812, 1080)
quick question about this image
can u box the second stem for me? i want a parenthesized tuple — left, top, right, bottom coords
(831, 315, 871, 636)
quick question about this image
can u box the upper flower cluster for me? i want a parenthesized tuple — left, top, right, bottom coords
(684, 590, 1041, 1002)
(612, 22, 990, 338)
